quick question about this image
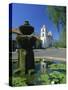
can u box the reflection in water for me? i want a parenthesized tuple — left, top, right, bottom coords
(40, 59, 47, 73)
(28, 59, 66, 85)
(12, 58, 66, 85)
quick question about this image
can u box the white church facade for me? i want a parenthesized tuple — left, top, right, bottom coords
(10, 25, 53, 51)
(40, 25, 53, 48)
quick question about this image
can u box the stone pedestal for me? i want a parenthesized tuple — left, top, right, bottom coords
(18, 49, 26, 76)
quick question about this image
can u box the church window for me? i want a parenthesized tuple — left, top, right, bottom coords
(42, 29, 44, 32)
(42, 33, 44, 37)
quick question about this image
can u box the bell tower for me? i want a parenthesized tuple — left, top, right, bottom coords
(40, 25, 48, 48)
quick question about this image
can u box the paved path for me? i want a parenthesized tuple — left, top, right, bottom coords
(11, 48, 66, 62)
(34, 48, 66, 62)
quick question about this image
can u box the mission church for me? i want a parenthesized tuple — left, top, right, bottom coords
(40, 25, 53, 48)
(10, 24, 53, 51)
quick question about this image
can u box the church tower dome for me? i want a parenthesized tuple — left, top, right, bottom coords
(48, 31, 52, 36)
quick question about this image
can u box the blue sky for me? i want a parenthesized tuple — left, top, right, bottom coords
(11, 3, 60, 40)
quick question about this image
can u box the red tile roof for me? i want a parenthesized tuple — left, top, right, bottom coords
(9, 28, 22, 35)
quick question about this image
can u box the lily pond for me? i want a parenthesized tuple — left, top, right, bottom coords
(12, 58, 66, 86)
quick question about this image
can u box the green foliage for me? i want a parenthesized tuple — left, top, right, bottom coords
(53, 41, 59, 48)
(39, 73, 50, 84)
(49, 63, 66, 70)
(49, 71, 66, 83)
(47, 6, 66, 31)
(35, 39, 42, 49)
(47, 6, 66, 47)
(53, 40, 66, 48)
(12, 61, 66, 86)
(60, 27, 66, 48)
(12, 77, 26, 86)
(49, 63, 66, 84)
